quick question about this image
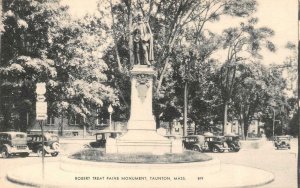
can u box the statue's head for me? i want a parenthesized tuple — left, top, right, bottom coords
(136, 12, 143, 21)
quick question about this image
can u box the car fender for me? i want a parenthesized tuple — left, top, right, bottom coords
(214, 144, 224, 149)
(44, 147, 53, 154)
(193, 144, 202, 150)
(35, 144, 45, 152)
(230, 143, 239, 149)
(43, 145, 55, 154)
(51, 142, 60, 151)
(2, 144, 12, 153)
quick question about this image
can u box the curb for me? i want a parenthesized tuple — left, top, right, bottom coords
(6, 161, 274, 188)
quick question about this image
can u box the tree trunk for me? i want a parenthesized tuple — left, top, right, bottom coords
(109, 0, 122, 71)
(183, 81, 188, 136)
(156, 56, 170, 95)
(243, 119, 249, 140)
(239, 105, 246, 140)
(128, 2, 134, 68)
(223, 101, 228, 135)
(240, 119, 245, 140)
(59, 115, 64, 136)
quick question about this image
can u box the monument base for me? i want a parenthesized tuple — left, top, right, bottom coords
(106, 130, 179, 155)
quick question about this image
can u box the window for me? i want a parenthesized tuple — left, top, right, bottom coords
(47, 116, 55, 126)
(69, 114, 81, 125)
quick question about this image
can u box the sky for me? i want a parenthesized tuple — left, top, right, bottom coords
(61, 0, 298, 65)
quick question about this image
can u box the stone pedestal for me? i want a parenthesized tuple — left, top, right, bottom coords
(110, 65, 174, 155)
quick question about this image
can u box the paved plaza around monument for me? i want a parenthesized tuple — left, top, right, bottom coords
(0, 138, 297, 188)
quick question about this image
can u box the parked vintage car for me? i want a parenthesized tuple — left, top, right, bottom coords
(183, 135, 229, 153)
(224, 134, 241, 152)
(85, 131, 125, 148)
(27, 133, 60, 157)
(274, 136, 291, 150)
(204, 136, 229, 153)
(182, 135, 206, 152)
(0, 132, 31, 158)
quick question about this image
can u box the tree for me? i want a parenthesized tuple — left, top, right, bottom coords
(107, 0, 258, 131)
(48, 14, 118, 119)
(0, 0, 66, 131)
(0, 0, 118, 131)
(231, 62, 270, 139)
(217, 17, 275, 136)
(153, 0, 259, 94)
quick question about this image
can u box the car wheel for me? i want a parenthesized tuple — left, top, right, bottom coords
(193, 146, 200, 152)
(288, 147, 291, 149)
(1, 148, 9, 158)
(229, 146, 235, 152)
(37, 148, 45, 157)
(212, 147, 219, 153)
(219, 149, 225, 153)
(51, 152, 59, 157)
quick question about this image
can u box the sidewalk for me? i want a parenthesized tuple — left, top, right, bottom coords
(6, 160, 274, 188)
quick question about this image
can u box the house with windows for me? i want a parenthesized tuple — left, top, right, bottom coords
(28, 113, 127, 137)
(224, 118, 265, 137)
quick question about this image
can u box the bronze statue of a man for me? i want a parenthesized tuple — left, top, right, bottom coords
(132, 13, 154, 66)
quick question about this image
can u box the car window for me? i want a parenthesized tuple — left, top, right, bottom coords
(34, 136, 42, 142)
(12, 134, 26, 140)
(96, 134, 103, 140)
(0, 134, 6, 141)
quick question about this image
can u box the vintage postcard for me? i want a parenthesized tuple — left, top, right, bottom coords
(0, 0, 298, 187)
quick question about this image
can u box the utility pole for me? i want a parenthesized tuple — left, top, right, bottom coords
(36, 83, 47, 181)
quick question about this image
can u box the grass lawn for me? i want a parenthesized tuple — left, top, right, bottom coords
(70, 149, 212, 164)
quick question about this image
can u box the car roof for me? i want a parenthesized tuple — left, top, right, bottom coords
(224, 135, 239, 138)
(0, 132, 27, 135)
(224, 133, 239, 137)
(28, 133, 58, 137)
(275, 136, 290, 138)
(204, 135, 218, 137)
(94, 130, 125, 135)
(183, 135, 204, 138)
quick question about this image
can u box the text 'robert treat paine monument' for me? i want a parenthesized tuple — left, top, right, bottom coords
(106, 13, 182, 155)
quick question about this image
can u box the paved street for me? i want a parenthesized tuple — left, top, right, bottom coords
(0, 154, 61, 187)
(207, 139, 298, 188)
(0, 139, 297, 188)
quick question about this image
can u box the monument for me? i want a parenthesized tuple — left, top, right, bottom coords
(106, 13, 181, 155)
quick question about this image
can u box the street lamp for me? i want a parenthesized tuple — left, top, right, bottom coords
(108, 104, 113, 130)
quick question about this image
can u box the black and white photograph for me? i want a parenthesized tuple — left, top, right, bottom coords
(0, 0, 298, 187)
